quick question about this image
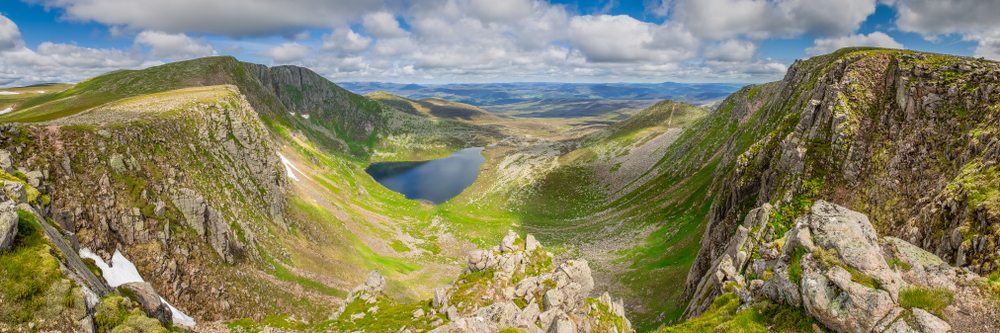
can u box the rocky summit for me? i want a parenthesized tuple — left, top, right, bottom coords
(1, 45, 1000, 333)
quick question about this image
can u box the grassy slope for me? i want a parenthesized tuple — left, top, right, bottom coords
(367, 91, 499, 121)
(0, 84, 72, 112)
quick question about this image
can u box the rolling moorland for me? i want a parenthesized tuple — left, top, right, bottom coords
(339, 81, 741, 118)
(0, 47, 998, 333)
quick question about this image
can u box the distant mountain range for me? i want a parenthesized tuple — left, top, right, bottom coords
(339, 81, 745, 117)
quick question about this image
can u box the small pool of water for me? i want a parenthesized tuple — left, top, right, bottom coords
(365, 147, 485, 204)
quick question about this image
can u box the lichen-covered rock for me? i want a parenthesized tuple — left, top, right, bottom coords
(2, 180, 26, 203)
(0, 149, 13, 173)
(705, 200, 996, 333)
(0, 200, 17, 250)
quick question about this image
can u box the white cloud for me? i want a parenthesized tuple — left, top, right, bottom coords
(0, 14, 156, 86)
(467, 0, 534, 22)
(704, 39, 757, 62)
(322, 28, 372, 53)
(24, 0, 390, 36)
(973, 35, 1000, 60)
(259, 42, 311, 63)
(891, 0, 1000, 60)
(134, 31, 215, 60)
(673, 0, 878, 39)
(806, 32, 903, 55)
(892, 0, 997, 37)
(568, 15, 697, 63)
(0, 15, 23, 51)
(568, 15, 656, 62)
(362, 11, 407, 38)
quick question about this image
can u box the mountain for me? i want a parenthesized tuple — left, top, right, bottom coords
(339, 81, 743, 118)
(1, 48, 999, 333)
(642, 48, 1000, 330)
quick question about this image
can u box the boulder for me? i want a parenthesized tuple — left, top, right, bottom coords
(501, 230, 518, 252)
(526, 234, 540, 252)
(911, 308, 951, 332)
(0, 201, 17, 250)
(0, 149, 12, 173)
(2, 180, 26, 203)
(24, 170, 43, 188)
(795, 200, 903, 300)
(119, 282, 172, 327)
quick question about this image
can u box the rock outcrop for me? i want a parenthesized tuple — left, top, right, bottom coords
(332, 230, 633, 333)
(0, 199, 17, 250)
(691, 200, 999, 332)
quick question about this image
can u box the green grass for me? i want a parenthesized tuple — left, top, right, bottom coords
(899, 287, 954, 318)
(788, 246, 806, 285)
(259, 249, 347, 298)
(657, 293, 815, 332)
(0, 209, 66, 323)
(95, 294, 169, 333)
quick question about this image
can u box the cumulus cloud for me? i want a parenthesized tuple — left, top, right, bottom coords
(890, 0, 1000, 60)
(322, 28, 372, 53)
(362, 12, 407, 38)
(568, 15, 696, 63)
(259, 43, 311, 63)
(805, 32, 903, 55)
(0, 15, 24, 51)
(134, 31, 215, 60)
(467, 0, 534, 22)
(673, 0, 878, 39)
(24, 0, 390, 36)
(704, 39, 756, 62)
(0, 14, 154, 86)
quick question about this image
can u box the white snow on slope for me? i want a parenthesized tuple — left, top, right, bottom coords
(0, 107, 12, 115)
(278, 153, 304, 181)
(0, 91, 19, 95)
(79, 248, 196, 327)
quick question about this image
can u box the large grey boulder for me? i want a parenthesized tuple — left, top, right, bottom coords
(0, 149, 13, 173)
(0, 201, 18, 250)
(119, 282, 172, 327)
(791, 200, 903, 300)
(756, 201, 953, 333)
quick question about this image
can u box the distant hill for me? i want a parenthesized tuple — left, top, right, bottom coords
(366, 91, 498, 121)
(340, 81, 743, 117)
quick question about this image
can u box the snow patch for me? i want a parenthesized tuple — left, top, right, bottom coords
(79, 248, 196, 327)
(0, 107, 12, 115)
(301, 114, 310, 119)
(0, 91, 19, 95)
(279, 153, 305, 181)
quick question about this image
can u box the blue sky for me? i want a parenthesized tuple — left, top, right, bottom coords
(0, 0, 997, 86)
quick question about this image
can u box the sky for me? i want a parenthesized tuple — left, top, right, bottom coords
(0, 0, 997, 86)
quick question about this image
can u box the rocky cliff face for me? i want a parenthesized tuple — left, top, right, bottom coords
(684, 49, 1000, 320)
(0, 86, 287, 321)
